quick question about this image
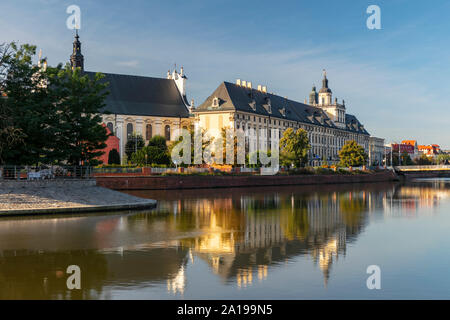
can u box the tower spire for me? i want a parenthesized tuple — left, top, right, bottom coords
(322, 69, 329, 90)
(70, 30, 84, 71)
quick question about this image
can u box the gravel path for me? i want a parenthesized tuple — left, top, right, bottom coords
(0, 185, 154, 211)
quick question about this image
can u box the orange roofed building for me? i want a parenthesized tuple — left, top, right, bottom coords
(418, 144, 440, 157)
(401, 140, 419, 159)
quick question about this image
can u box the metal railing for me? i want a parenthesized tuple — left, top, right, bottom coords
(93, 167, 142, 174)
(149, 167, 177, 174)
(0, 166, 93, 180)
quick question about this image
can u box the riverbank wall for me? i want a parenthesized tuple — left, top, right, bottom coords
(96, 171, 398, 190)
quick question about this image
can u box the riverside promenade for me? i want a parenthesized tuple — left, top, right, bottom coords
(0, 179, 156, 217)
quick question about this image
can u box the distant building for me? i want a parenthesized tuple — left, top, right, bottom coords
(369, 137, 385, 166)
(401, 140, 419, 159)
(418, 144, 441, 157)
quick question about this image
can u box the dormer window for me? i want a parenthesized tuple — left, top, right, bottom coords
(212, 97, 219, 108)
(279, 107, 286, 117)
(249, 99, 256, 111)
(263, 97, 272, 114)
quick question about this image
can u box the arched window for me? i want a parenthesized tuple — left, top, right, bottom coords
(146, 124, 152, 140)
(165, 125, 171, 141)
(127, 123, 133, 139)
(107, 122, 114, 135)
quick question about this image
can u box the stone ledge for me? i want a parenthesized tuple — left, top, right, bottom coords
(0, 200, 156, 217)
(0, 179, 96, 189)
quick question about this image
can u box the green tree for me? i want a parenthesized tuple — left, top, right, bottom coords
(131, 135, 170, 166)
(338, 140, 368, 167)
(414, 153, 432, 165)
(108, 148, 121, 165)
(45, 65, 109, 165)
(0, 42, 109, 165)
(435, 154, 450, 165)
(0, 42, 57, 164)
(125, 133, 145, 160)
(279, 128, 310, 168)
(0, 43, 24, 163)
(168, 128, 210, 166)
(392, 151, 413, 166)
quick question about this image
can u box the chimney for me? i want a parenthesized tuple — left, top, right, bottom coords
(242, 80, 247, 87)
(262, 86, 267, 93)
(247, 82, 252, 89)
(257, 85, 262, 91)
(236, 79, 241, 86)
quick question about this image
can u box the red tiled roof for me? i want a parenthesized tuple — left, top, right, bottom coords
(401, 140, 417, 146)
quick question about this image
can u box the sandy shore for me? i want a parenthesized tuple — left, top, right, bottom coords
(0, 181, 156, 216)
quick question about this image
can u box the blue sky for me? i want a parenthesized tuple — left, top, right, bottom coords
(1, 0, 449, 148)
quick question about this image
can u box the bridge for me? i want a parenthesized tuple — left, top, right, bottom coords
(393, 165, 450, 178)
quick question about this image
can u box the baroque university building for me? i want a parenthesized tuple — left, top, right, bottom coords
(195, 75, 372, 165)
(70, 33, 382, 165)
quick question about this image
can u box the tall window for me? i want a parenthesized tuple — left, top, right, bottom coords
(107, 122, 114, 135)
(127, 123, 133, 139)
(146, 124, 152, 140)
(165, 125, 171, 141)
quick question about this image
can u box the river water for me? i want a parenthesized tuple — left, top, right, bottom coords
(0, 178, 449, 299)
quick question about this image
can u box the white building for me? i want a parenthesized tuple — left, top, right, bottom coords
(195, 71, 371, 165)
(69, 32, 193, 163)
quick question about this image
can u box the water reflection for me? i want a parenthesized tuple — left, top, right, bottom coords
(0, 179, 449, 299)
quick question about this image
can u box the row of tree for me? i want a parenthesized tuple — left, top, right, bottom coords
(123, 127, 369, 168)
(0, 42, 109, 166)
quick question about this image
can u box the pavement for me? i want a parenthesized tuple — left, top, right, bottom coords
(0, 182, 156, 217)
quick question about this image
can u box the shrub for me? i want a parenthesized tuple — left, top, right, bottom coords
(108, 148, 121, 165)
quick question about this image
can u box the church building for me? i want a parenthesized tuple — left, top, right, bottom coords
(69, 32, 193, 163)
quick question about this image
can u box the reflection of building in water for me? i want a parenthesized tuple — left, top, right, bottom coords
(4, 182, 448, 298)
(383, 183, 450, 217)
(181, 191, 368, 288)
(167, 265, 186, 295)
(311, 227, 347, 286)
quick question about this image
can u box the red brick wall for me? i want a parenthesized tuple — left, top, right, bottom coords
(97, 125, 120, 165)
(96, 171, 398, 190)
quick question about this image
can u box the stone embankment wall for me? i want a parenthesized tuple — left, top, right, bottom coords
(96, 171, 398, 190)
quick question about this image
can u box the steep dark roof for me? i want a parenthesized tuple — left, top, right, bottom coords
(85, 71, 190, 118)
(345, 114, 370, 135)
(196, 82, 369, 134)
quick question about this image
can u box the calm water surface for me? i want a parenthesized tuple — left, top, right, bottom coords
(1, 179, 450, 299)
